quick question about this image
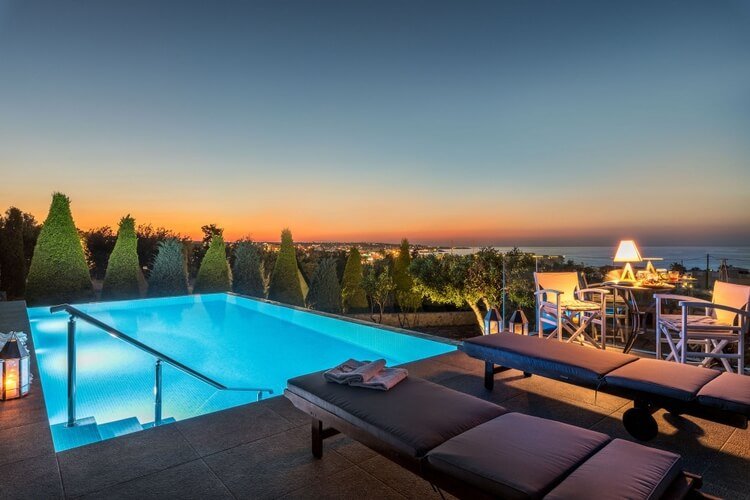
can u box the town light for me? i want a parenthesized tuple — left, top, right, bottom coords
(483, 308, 502, 335)
(1, 333, 30, 400)
(508, 309, 529, 335)
(613, 240, 642, 282)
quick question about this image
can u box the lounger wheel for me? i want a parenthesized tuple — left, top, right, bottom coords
(623, 408, 658, 441)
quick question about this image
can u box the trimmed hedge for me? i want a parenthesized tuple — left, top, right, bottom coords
(102, 215, 141, 300)
(268, 229, 304, 306)
(232, 241, 265, 298)
(193, 234, 231, 293)
(307, 257, 341, 312)
(0, 208, 27, 299)
(26, 193, 93, 305)
(341, 247, 368, 312)
(148, 239, 189, 297)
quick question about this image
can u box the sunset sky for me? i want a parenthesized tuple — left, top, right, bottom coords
(1, 1, 748, 245)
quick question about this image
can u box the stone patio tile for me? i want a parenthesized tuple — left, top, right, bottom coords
(325, 433, 378, 464)
(499, 391, 615, 429)
(0, 453, 63, 500)
(79, 459, 232, 500)
(428, 351, 484, 374)
(589, 408, 737, 478)
(204, 425, 352, 499)
(262, 395, 309, 427)
(281, 464, 404, 499)
(0, 389, 49, 431)
(0, 420, 54, 467)
(57, 423, 198, 498)
(397, 358, 472, 384)
(437, 372, 525, 404)
(176, 401, 294, 456)
(358, 454, 457, 500)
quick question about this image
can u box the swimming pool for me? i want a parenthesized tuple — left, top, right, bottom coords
(28, 293, 455, 451)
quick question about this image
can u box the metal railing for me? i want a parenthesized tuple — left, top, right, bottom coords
(50, 304, 273, 428)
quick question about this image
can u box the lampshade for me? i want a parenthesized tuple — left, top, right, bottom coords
(613, 240, 642, 263)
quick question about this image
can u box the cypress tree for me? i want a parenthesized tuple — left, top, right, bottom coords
(307, 258, 341, 313)
(102, 215, 142, 300)
(232, 241, 265, 298)
(0, 208, 27, 299)
(268, 229, 304, 306)
(194, 233, 231, 293)
(393, 239, 413, 301)
(148, 239, 189, 297)
(26, 193, 93, 305)
(341, 247, 368, 312)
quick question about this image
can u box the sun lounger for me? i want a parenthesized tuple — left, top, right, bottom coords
(285, 372, 704, 499)
(461, 333, 750, 441)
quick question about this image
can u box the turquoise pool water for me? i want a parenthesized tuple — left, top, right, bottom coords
(28, 293, 455, 451)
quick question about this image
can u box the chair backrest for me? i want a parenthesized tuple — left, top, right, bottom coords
(534, 272, 580, 301)
(712, 281, 750, 324)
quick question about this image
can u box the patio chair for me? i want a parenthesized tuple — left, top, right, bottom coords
(534, 272, 609, 349)
(655, 281, 750, 374)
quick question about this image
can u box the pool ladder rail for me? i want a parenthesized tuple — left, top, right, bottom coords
(50, 303, 274, 429)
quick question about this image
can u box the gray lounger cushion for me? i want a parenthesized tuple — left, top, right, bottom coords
(426, 412, 610, 499)
(545, 438, 682, 500)
(287, 372, 507, 457)
(696, 372, 750, 416)
(462, 334, 639, 385)
(604, 359, 721, 401)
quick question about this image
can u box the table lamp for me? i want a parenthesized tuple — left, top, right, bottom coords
(613, 240, 642, 282)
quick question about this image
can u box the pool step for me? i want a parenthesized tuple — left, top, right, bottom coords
(141, 417, 176, 429)
(50, 416, 102, 451)
(98, 417, 144, 440)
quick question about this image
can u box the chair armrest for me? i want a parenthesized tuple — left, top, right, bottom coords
(653, 294, 707, 303)
(678, 301, 750, 318)
(578, 288, 611, 295)
(534, 289, 563, 297)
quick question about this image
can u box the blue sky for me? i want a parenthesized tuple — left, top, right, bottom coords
(1, 1, 748, 244)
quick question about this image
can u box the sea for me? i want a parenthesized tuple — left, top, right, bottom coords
(437, 246, 750, 270)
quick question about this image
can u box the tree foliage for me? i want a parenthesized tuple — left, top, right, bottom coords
(194, 233, 231, 293)
(148, 239, 189, 297)
(83, 226, 116, 279)
(362, 265, 394, 322)
(26, 193, 93, 305)
(0, 208, 27, 299)
(307, 257, 341, 313)
(232, 240, 265, 298)
(102, 216, 142, 300)
(268, 229, 305, 306)
(341, 247, 368, 312)
(137, 224, 182, 277)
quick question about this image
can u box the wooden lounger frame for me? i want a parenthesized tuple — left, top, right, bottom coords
(284, 389, 705, 500)
(482, 359, 748, 442)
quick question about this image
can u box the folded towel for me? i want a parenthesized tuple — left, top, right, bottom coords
(350, 367, 408, 391)
(323, 359, 387, 385)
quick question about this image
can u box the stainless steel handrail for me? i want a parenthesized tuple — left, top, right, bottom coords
(50, 303, 273, 427)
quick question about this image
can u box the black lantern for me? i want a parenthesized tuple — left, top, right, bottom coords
(508, 309, 529, 335)
(1, 333, 30, 400)
(483, 308, 503, 335)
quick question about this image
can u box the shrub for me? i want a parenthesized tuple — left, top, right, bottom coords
(101, 216, 142, 300)
(0, 208, 27, 299)
(268, 229, 305, 306)
(83, 226, 116, 280)
(232, 241, 265, 297)
(193, 234, 231, 293)
(148, 239, 189, 297)
(341, 247, 368, 312)
(26, 193, 93, 305)
(307, 258, 341, 313)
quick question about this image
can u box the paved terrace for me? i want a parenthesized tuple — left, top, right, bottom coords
(1, 301, 748, 499)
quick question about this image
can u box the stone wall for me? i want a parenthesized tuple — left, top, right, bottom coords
(348, 310, 476, 328)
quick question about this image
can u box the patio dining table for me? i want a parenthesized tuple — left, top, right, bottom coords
(601, 281, 681, 354)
